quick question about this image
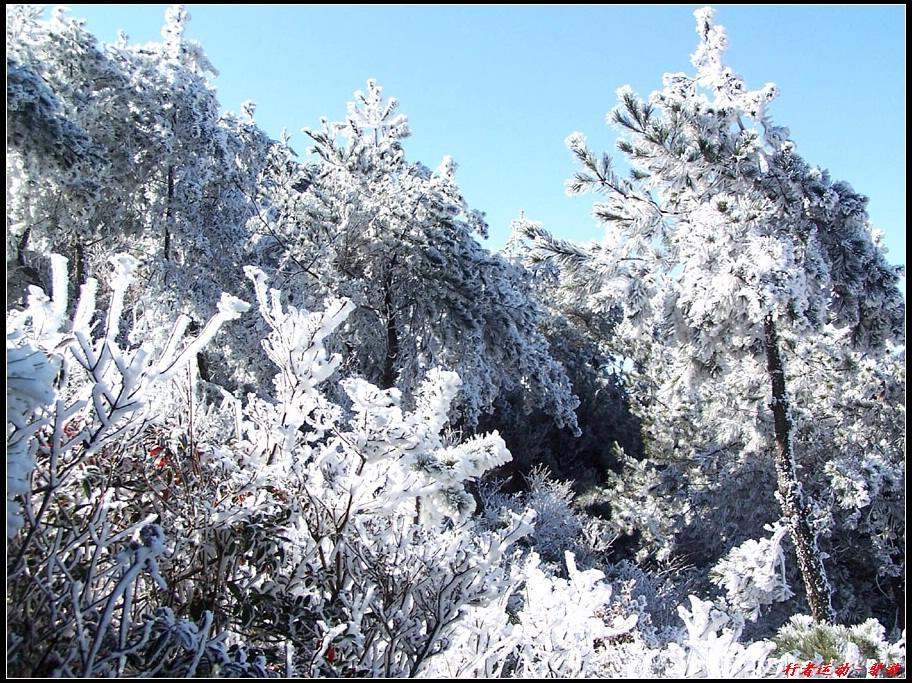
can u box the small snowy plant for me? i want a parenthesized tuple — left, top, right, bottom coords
(773, 614, 906, 675)
(6, 257, 536, 676)
(216, 267, 535, 676)
(479, 465, 616, 565)
(710, 523, 794, 621)
(662, 596, 777, 678)
(6, 253, 248, 676)
(425, 550, 642, 678)
(510, 551, 640, 677)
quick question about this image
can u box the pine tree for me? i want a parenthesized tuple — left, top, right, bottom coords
(522, 7, 904, 622)
(252, 80, 580, 432)
(6, 5, 276, 383)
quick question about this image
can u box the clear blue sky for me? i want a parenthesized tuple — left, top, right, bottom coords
(62, 5, 905, 268)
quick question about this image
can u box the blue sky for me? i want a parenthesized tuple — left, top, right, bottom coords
(64, 5, 905, 268)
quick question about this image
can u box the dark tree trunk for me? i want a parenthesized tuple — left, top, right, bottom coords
(379, 266, 399, 390)
(16, 225, 31, 266)
(763, 314, 835, 623)
(196, 352, 211, 383)
(888, 556, 904, 631)
(164, 110, 177, 261)
(164, 165, 174, 260)
(72, 238, 85, 293)
(12, 225, 43, 293)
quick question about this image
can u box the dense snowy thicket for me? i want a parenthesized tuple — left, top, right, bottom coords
(6, 5, 905, 678)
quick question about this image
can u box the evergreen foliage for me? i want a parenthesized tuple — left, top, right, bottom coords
(6, 5, 904, 678)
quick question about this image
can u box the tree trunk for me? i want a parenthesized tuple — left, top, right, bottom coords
(380, 268, 399, 390)
(164, 110, 177, 261)
(763, 314, 835, 623)
(16, 225, 31, 266)
(72, 238, 85, 293)
(164, 165, 174, 260)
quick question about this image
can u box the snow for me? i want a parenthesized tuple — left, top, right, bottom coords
(5, 3, 904, 679)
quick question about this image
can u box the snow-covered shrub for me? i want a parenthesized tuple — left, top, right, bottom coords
(478, 465, 616, 566)
(6, 341, 57, 538)
(711, 523, 794, 622)
(660, 596, 778, 678)
(428, 560, 788, 679)
(604, 558, 703, 641)
(509, 551, 640, 677)
(202, 267, 537, 676)
(773, 615, 905, 675)
(6, 258, 538, 677)
(426, 550, 644, 678)
(6, 254, 248, 676)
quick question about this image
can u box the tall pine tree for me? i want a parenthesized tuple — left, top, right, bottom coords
(252, 80, 580, 432)
(522, 7, 904, 622)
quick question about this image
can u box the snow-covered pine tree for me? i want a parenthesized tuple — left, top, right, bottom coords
(497, 216, 643, 485)
(6, 5, 280, 386)
(6, 5, 275, 386)
(522, 7, 904, 623)
(250, 80, 580, 432)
